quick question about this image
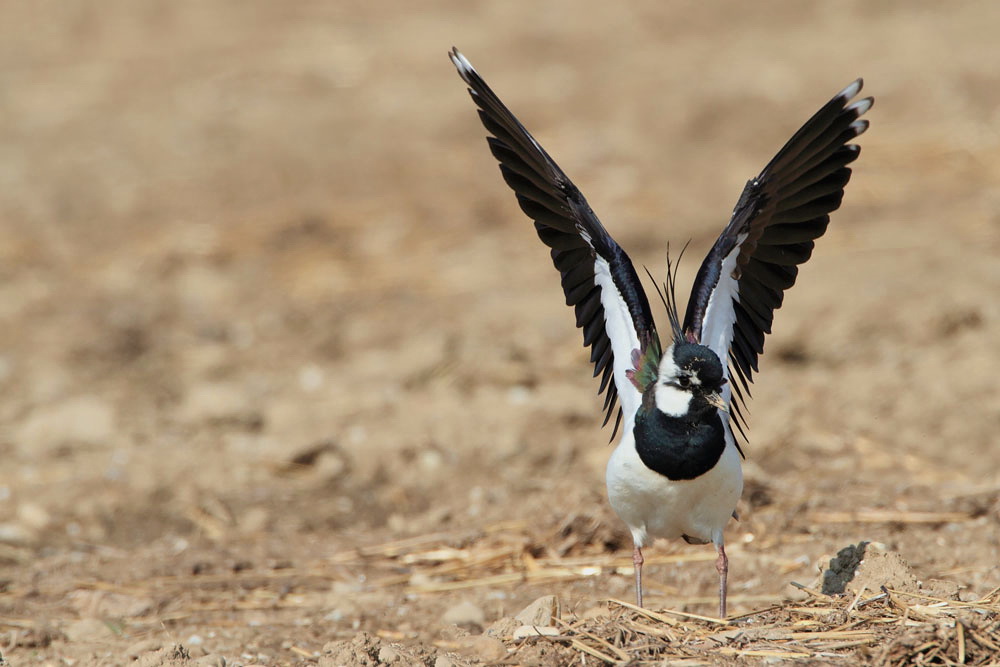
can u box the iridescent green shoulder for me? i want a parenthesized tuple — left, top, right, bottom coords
(626, 335, 662, 393)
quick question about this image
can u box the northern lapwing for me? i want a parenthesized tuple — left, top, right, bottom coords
(449, 48, 871, 617)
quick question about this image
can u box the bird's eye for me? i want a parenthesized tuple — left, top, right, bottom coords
(678, 376, 691, 389)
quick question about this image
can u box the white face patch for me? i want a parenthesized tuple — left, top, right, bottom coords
(654, 345, 693, 417)
(658, 344, 679, 380)
(654, 382, 692, 417)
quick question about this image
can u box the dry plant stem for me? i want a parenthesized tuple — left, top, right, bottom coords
(633, 544, 644, 608)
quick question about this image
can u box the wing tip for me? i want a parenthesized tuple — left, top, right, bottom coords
(839, 79, 874, 121)
(840, 78, 864, 101)
(449, 47, 476, 85)
(848, 96, 874, 118)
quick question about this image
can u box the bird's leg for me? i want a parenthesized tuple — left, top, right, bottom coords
(715, 542, 728, 618)
(632, 544, 644, 608)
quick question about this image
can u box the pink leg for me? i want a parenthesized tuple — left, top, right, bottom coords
(716, 542, 728, 618)
(633, 544, 644, 608)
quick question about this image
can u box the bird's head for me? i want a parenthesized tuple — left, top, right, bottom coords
(652, 342, 727, 418)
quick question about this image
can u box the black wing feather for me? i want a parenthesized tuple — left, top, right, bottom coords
(684, 79, 872, 433)
(450, 48, 657, 434)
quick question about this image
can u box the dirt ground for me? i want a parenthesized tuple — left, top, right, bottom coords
(1, 1, 999, 664)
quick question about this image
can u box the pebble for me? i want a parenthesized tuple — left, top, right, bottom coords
(17, 503, 51, 530)
(63, 618, 116, 643)
(68, 589, 153, 617)
(514, 595, 558, 627)
(125, 638, 163, 658)
(17, 395, 115, 451)
(178, 382, 255, 423)
(441, 600, 485, 628)
(239, 507, 270, 533)
(458, 636, 506, 662)
(134, 645, 191, 667)
(483, 616, 519, 639)
(322, 596, 362, 624)
(0, 522, 32, 544)
(377, 646, 401, 663)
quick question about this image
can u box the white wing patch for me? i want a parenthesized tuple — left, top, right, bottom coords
(699, 235, 746, 406)
(593, 255, 643, 420)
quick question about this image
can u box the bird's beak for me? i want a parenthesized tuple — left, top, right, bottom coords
(706, 392, 728, 412)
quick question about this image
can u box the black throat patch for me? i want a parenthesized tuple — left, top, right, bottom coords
(633, 409, 726, 481)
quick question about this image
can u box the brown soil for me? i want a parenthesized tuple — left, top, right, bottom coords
(1, 1, 999, 665)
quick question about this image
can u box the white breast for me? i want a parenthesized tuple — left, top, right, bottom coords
(605, 419, 743, 549)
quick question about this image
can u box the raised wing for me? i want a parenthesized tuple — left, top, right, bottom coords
(450, 48, 658, 435)
(683, 79, 873, 435)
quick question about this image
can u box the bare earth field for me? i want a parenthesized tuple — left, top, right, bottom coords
(1, 1, 999, 664)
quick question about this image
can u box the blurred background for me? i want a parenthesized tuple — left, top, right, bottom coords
(1, 0, 998, 661)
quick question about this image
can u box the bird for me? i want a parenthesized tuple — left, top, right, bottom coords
(449, 47, 871, 617)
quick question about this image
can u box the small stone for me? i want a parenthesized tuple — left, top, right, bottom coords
(506, 386, 532, 405)
(299, 364, 325, 392)
(434, 656, 456, 667)
(458, 636, 506, 662)
(437, 624, 472, 642)
(187, 644, 208, 658)
(0, 522, 33, 545)
(178, 382, 256, 425)
(514, 595, 558, 627)
(442, 601, 485, 629)
(68, 589, 153, 617)
(377, 645, 400, 663)
(512, 625, 560, 640)
(17, 503, 51, 531)
(822, 541, 869, 594)
(193, 656, 226, 667)
(240, 507, 270, 533)
(135, 644, 191, 667)
(323, 596, 362, 624)
(706, 628, 744, 644)
(419, 449, 444, 472)
(126, 638, 163, 659)
(63, 618, 116, 643)
(17, 395, 115, 451)
(483, 616, 520, 639)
